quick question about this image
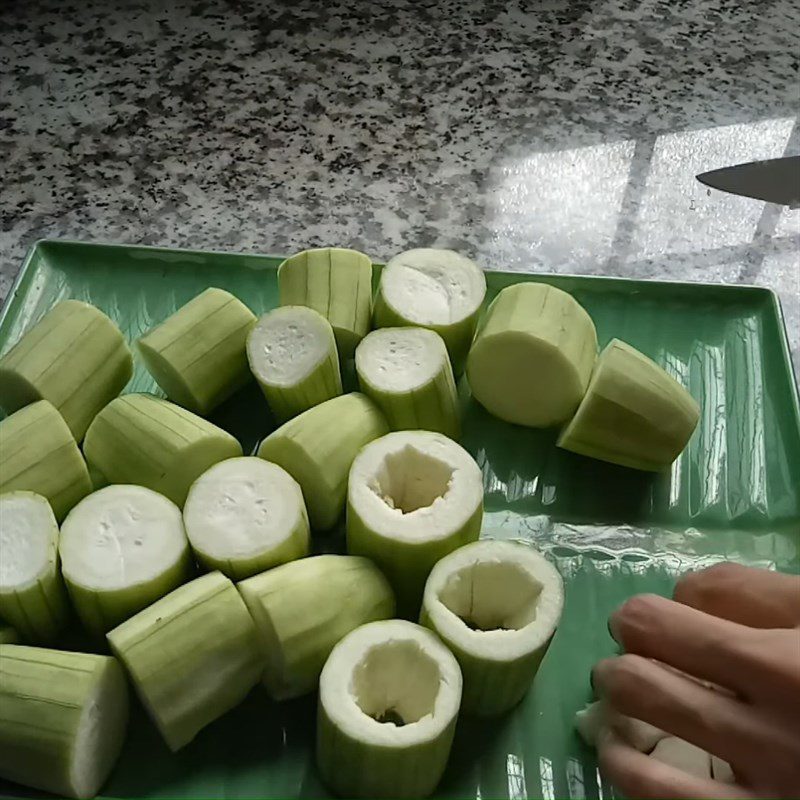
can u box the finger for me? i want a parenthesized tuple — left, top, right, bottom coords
(608, 593, 799, 707)
(597, 727, 752, 800)
(675, 563, 800, 628)
(592, 654, 799, 778)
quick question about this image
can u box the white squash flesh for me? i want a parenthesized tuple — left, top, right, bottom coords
(421, 539, 563, 715)
(574, 700, 667, 752)
(346, 430, 483, 618)
(60, 485, 192, 635)
(247, 305, 342, 421)
(317, 619, 462, 798)
(355, 327, 460, 440)
(184, 457, 309, 580)
(0, 492, 70, 644)
(651, 736, 712, 779)
(373, 248, 486, 371)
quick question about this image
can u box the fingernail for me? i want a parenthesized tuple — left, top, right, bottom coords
(608, 612, 622, 644)
(589, 665, 597, 692)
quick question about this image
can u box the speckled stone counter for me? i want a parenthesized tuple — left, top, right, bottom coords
(1, 0, 798, 366)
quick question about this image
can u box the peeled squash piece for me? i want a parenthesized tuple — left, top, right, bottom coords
(238, 555, 395, 699)
(574, 700, 667, 752)
(278, 247, 373, 359)
(0, 300, 133, 440)
(373, 248, 486, 371)
(246, 305, 342, 421)
(355, 327, 460, 440)
(0, 626, 18, 644)
(138, 288, 256, 415)
(557, 338, 700, 471)
(317, 619, 462, 799)
(575, 701, 733, 782)
(108, 571, 261, 751)
(651, 736, 712, 779)
(0, 492, 70, 644)
(258, 393, 388, 530)
(347, 430, 483, 618)
(184, 457, 310, 580)
(0, 400, 91, 521)
(60, 485, 191, 635)
(0, 644, 128, 799)
(467, 282, 597, 427)
(83, 393, 243, 506)
(421, 540, 563, 716)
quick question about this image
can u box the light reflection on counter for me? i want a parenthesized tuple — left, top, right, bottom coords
(538, 756, 556, 800)
(487, 140, 635, 271)
(565, 756, 585, 798)
(506, 752, 528, 799)
(630, 117, 795, 258)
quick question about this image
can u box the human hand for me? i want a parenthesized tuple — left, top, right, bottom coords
(592, 562, 800, 799)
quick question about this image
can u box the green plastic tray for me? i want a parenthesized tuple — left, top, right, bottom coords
(1, 240, 799, 800)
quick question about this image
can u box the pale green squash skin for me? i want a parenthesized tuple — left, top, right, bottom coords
(0, 491, 71, 645)
(257, 393, 388, 530)
(278, 248, 373, 359)
(238, 555, 394, 699)
(0, 400, 92, 521)
(558, 338, 700, 470)
(467, 282, 598, 428)
(0, 299, 132, 441)
(0, 644, 129, 799)
(83, 393, 242, 506)
(107, 571, 261, 752)
(138, 287, 256, 415)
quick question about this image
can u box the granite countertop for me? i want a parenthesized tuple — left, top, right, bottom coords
(1, 0, 798, 367)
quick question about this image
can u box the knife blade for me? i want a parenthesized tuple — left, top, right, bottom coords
(697, 155, 800, 207)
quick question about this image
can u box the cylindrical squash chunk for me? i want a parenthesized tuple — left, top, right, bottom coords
(421, 540, 564, 716)
(373, 248, 486, 372)
(278, 247, 373, 359)
(0, 400, 91, 521)
(184, 457, 310, 580)
(0, 645, 129, 799)
(138, 288, 256, 415)
(107, 571, 261, 752)
(467, 282, 598, 427)
(558, 338, 700, 470)
(83, 393, 243, 506)
(0, 492, 71, 644)
(346, 431, 484, 618)
(0, 300, 133, 440)
(238, 555, 395, 699)
(60, 485, 192, 636)
(317, 620, 462, 799)
(246, 305, 342, 421)
(257, 393, 388, 530)
(355, 327, 460, 440)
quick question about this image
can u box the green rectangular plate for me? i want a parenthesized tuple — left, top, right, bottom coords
(2, 240, 799, 800)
